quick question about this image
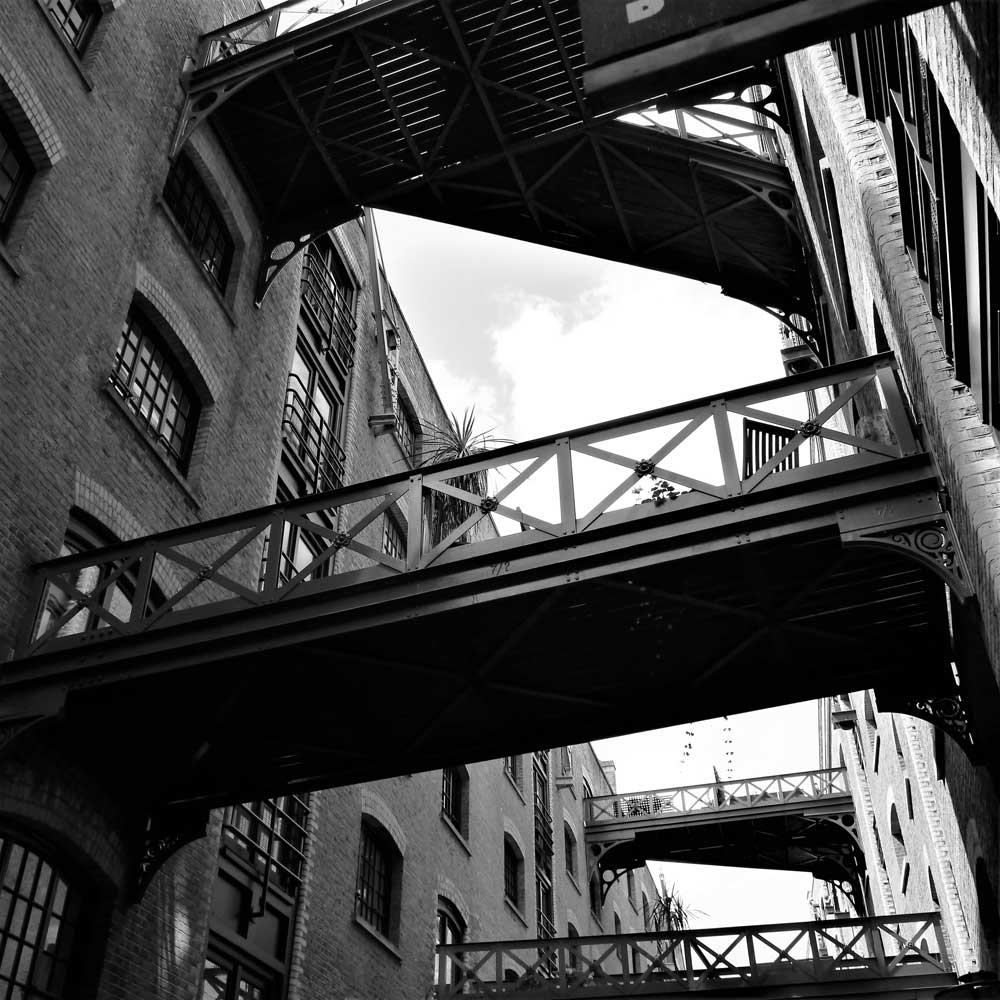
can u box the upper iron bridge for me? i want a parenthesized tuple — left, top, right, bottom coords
(3, 355, 983, 813)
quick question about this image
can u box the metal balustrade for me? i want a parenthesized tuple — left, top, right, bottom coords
(434, 913, 953, 999)
(585, 768, 850, 826)
(281, 376, 347, 495)
(15, 355, 920, 660)
(300, 249, 357, 370)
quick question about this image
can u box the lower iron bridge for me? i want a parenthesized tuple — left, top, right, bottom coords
(433, 913, 955, 999)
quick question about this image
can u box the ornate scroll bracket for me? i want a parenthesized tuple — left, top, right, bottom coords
(255, 233, 315, 307)
(840, 509, 973, 600)
(133, 806, 210, 902)
(875, 689, 978, 763)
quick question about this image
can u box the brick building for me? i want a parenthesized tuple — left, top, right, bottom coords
(784, 6, 1000, 983)
(0, 3, 656, 998)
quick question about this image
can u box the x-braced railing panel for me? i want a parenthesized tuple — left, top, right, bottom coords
(16, 356, 919, 661)
(585, 767, 849, 826)
(435, 912, 952, 999)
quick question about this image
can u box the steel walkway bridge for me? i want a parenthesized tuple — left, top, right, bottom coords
(173, 0, 813, 332)
(4, 355, 991, 830)
(585, 768, 864, 911)
(433, 912, 955, 999)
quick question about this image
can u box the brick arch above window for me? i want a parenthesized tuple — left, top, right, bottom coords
(436, 875, 471, 929)
(134, 263, 220, 403)
(0, 43, 65, 169)
(502, 815, 527, 858)
(359, 787, 406, 857)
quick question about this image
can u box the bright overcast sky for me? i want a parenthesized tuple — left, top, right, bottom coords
(374, 209, 822, 928)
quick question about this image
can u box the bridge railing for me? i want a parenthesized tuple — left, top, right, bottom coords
(585, 767, 850, 826)
(15, 355, 919, 660)
(434, 913, 950, 999)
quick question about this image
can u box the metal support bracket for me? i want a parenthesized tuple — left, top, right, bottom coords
(133, 806, 210, 901)
(255, 232, 315, 307)
(875, 688, 978, 763)
(840, 508, 972, 600)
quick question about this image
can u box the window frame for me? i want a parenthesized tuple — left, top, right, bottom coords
(39, 0, 103, 56)
(355, 819, 401, 943)
(0, 113, 33, 239)
(441, 765, 469, 839)
(502, 835, 524, 912)
(162, 151, 235, 292)
(110, 306, 202, 473)
(434, 898, 466, 988)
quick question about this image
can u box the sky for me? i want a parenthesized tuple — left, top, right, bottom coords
(373, 209, 824, 929)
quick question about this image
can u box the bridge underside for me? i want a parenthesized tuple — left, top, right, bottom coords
(183, 0, 810, 320)
(9, 478, 955, 810)
(589, 802, 862, 899)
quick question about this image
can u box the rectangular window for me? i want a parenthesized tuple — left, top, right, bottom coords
(163, 152, 234, 289)
(200, 951, 274, 1000)
(110, 308, 199, 470)
(356, 824, 392, 936)
(382, 513, 406, 561)
(441, 767, 463, 830)
(44, 0, 102, 54)
(503, 841, 520, 907)
(300, 239, 357, 370)
(503, 755, 520, 785)
(0, 115, 32, 236)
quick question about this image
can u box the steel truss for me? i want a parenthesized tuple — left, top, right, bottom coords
(583, 768, 865, 910)
(434, 912, 954, 999)
(172, 0, 812, 327)
(4, 355, 993, 807)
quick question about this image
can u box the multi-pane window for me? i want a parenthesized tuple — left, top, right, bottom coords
(200, 952, 273, 1000)
(0, 836, 83, 1000)
(221, 796, 310, 897)
(441, 766, 465, 834)
(43, 0, 102, 54)
(434, 900, 465, 988)
(283, 337, 346, 494)
(503, 837, 522, 909)
(563, 824, 577, 879)
(111, 308, 199, 470)
(356, 822, 395, 938)
(395, 401, 419, 464)
(163, 152, 234, 289)
(0, 115, 32, 237)
(382, 513, 406, 561)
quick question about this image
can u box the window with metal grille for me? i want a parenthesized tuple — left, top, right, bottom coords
(0, 835, 84, 999)
(162, 152, 234, 289)
(395, 398, 419, 465)
(382, 512, 406, 561)
(110, 308, 200, 470)
(0, 114, 32, 237)
(503, 836, 522, 909)
(441, 766, 466, 835)
(356, 822, 395, 938)
(221, 796, 310, 897)
(300, 238, 356, 370)
(43, 0, 102, 53)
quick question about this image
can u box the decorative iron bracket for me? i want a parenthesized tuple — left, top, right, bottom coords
(875, 688, 978, 763)
(133, 806, 210, 901)
(840, 507, 973, 600)
(255, 233, 315, 307)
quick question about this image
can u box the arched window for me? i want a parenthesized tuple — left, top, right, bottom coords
(434, 898, 465, 988)
(503, 835, 524, 911)
(0, 833, 87, 998)
(567, 923, 581, 974)
(111, 306, 201, 471)
(355, 818, 402, 942)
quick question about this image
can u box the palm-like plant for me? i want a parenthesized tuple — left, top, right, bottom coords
(419, 408, 511, 545)
(648, 883, 702, 972)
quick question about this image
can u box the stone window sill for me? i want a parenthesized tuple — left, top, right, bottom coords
(504, 898, 528, 928)
(34, 0, 95, 91)
(505, 770, 526, 804)
(353, 915, 402, 961)
(440, 812, 472, 856)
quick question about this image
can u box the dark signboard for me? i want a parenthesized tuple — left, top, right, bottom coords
(580, 0, 942, 112)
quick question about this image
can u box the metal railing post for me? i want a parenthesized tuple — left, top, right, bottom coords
(406, 475, 423, 571)
(875, 361, 919, 456)
(555, 437, 576, 535)
(711, 399, 742, 498)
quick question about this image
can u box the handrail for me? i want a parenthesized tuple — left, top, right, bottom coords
(282, 375, 347, 494)
(434, 912, 952, 999)
(15, 355, 920, 659)
(585, 767, 850, 826)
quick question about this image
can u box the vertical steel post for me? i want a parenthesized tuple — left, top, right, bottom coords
(130, 545, 157, 627)
(712, 400, 742, 497)
(406, 475, 423, 571)
(555, 437, 577, 535)
(875, 361, 919, 456)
